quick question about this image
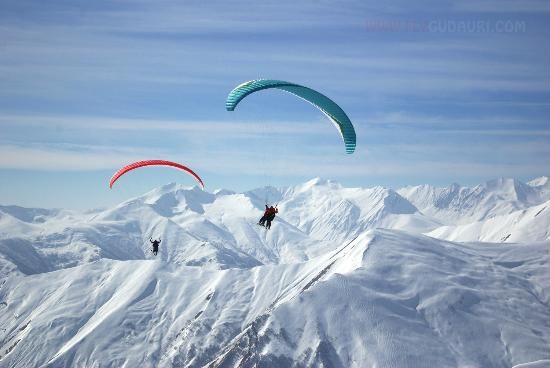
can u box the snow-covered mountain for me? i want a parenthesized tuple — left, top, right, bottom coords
(276, 178, 438, 242)
(528, 176, 550, 188)
(528, 176, 550, 200)
(398, 177, 549, 225)
(1, 177, 550, 367)
(427, 199, 550, 243)
(209, 230, 550, 368)
(0, 179, 440, 279)
(1, 230, 549, 368)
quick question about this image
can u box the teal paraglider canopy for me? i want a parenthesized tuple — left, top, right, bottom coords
(225, 79, 356, 154)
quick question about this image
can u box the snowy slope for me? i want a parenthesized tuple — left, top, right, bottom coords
(398, 178, 548, 225)
(209, 230, 550, 368)
(1, 177, 550, 367)
(0, 233, 363, 368)
(528, 176, 550, 188)
(2, 177, 550, 280)
(528, 176, 550, 201)
(1, 230, 549, 367)
(0, 184, 309, 279)
(427, 199, 550, 243)
(0, 179, 439, 278)
(0, 206, 102, 278)
(278, 178, 439, 242)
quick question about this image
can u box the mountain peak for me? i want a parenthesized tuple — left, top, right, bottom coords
(143, 182, 206, 198)
(528, 176, 550, 187)
(449, 182, 461, 190)
(479, 177, 535, 202)
(213, 188, 236, 196)
(306, 177, 328, 186)
(302, 177, 341, 189)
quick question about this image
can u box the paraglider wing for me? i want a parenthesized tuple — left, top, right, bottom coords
(225, 79, 356, 154)
(109, 160, 205, 189)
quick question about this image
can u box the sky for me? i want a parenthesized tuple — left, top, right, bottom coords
(1, 0, 549, 209)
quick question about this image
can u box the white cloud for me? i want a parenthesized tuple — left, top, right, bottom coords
(362, 112, 544, 127)
(0, 144, 155, 171)
(0, 115, 332, 137)
(2, 139, 546, 181)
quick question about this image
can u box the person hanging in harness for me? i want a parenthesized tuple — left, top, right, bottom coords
(258, 204, 271, 227)
(150, 237, 161, 256)
(265, 206, 278, 230)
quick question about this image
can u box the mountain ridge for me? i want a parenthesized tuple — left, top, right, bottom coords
(1, 176, 550, 367)
(1, 230, 549, 367)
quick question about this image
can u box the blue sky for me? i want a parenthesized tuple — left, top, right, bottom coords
(1, 0, 549, 209)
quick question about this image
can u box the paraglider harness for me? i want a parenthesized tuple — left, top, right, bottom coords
(150, 237, 161, 256)
(258, 202, 278, 229)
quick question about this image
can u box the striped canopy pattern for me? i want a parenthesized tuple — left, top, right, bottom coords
(226, 79, 356, 154)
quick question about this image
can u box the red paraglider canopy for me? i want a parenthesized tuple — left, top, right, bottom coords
(109, 160, 205, 189)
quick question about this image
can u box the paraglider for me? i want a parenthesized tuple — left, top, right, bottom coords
(226, 79, 356, 154)
(265, 205, 278, 230)
(258, 204, 270, 227)
(258, 203, 278, 228)
(150, 237, 161, 256)
(109, 160, 205, 189)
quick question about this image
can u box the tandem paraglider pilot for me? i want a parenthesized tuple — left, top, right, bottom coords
(258, 205, 278, 229)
